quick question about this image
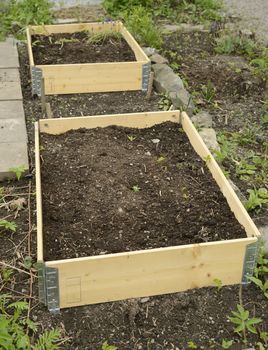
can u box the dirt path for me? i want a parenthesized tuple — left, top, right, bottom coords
(223, 0, 268, 44)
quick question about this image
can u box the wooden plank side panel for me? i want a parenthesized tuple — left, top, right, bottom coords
(120, 23, 149, 62)
(35, 122, 44, 261)
(39, 111, 180, 134)
(46, 238, 256, 308)
(38, 62, 144, 94)
(181, 112, 260, 239)
(29, 22, 121, 35)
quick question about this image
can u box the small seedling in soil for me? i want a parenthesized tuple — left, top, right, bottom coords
(213, 278, 223, 291)
(261, 113, 268, 125)
(228, 304, 262, 339)
(127, 135, 136, 142)
(9, 165, 27, 181)
(157, 155, 166, 163)
(187, 340, 198, 349)
(203, 154, 212, 164)
(201, 80, 216, 103)
(23, 256, 33, 270)
(248, 276, 268, 299)
(0, 219, 17, 233)
(102, 341, 117, 350)
(254, 242, 268, 278)
(260, 331, 268, 346)
(1, 268, 13, 282)
(131, 185, 141, 193)
(221, 339, 233, 349)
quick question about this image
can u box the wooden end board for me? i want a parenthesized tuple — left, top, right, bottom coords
(27, 22, 150, 95)
(36, 110, 260, 309)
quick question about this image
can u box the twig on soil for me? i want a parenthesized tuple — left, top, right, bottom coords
(0, 261, 33, 276)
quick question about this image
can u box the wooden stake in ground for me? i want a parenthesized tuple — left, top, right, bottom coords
(41, 77, 46, 118)
(146, 72, 154, 100)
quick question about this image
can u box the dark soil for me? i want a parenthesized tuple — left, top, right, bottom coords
(32, 32, 136, 65)
(41, 123, 246, 261)
(33, 284, 268, 350)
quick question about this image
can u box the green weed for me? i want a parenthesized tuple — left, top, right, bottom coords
(215, 35, 257, 56)
(102, 341, 118, 350)
(131, 185, 141, 192)
(122, 6, 162, 48)
(248, 276, 268, 299)
(201, 80, 216, 103)
(213, 278, 223, 291)
(0, 220, 17, 233)
(0, 0, 53, 39)
(221, 339, 233, 349)
(244, 188, 268, 212)
(9, 165, 27, 181)
(0, 294, 61, 349)
(228, 304, 262, 337)
(187, 340, 198, 349)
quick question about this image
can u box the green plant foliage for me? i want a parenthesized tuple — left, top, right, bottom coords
(187, 340, 198, 349)
(248, 276, 268, 299)
(0, 219, 17, 233)
(0, 0, 53, 39)
(221, 339, 233, 349)
(9, 165, 27, 181)
(215, 35, 257, 56)
(131, 185, 141, 192)
(122, 6, 162, 48)
(228, 304, 262, 336)
(0, 294, 61, 350)
(102, 341, 118, 350)
(201, 80, 216, 102)
(213, 278, 223, 291)
(245, 188, 268, 212)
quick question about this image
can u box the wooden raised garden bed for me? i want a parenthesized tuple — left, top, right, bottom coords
(35, 111, 260, 312)
(26, 21, 150, 96)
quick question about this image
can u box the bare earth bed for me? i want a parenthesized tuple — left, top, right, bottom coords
(32, 32, 136, 65)
(41, 123, 246, 260)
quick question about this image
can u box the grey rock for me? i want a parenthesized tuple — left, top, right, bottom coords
(152, 64, 184, 93)
(140, 297, 150, 303)
(258, 226, 268, 250)
(142, 47, 157, 57)
(228, 179, 246, 203)
(199, 128, 220, 152)
(150, 53, 169, 64)
(240, 28, 254, 38)
(170, 90, 195, 115)
(191, 111, 212, 128)
(163, 23, 206, 33)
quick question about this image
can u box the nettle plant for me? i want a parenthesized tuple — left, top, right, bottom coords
(0, 294, 61, 350)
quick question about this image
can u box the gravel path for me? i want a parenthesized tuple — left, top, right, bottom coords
(223, 0, 268, 44)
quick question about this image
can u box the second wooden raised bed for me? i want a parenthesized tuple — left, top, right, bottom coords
(35, 111, 260, 312)
(26, 21, 150, 96)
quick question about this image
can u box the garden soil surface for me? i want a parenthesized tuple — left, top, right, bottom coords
(2, 23, 265, 350)
(32, 32, 136, 65)
(41, 123, 246, 260)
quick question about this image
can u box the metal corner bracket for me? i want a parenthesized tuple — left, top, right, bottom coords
(37, 262, 60, 313)
(142, 62, 151, 92)
(31, 67, 42, 97)
(242, 240, 259, 285)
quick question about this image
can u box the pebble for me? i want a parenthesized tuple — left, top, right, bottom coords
(140, 297, 150, 303)
(152, 138, 160, 144)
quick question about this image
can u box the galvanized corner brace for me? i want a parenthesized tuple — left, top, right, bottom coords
(31, 67, 42, 97)
(242, 240, 259, 285)
(142, 62, 151, 92)
(37, 262, 60, 313)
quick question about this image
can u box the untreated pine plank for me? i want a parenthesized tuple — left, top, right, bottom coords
(39, 111, 180, 134)
(38, 61, 146, 95)
(35, 122, 44, 261)
(29, 22, 121, 36)
(46, 237, 256, 308)
(119, 23, 149, 62)
(180, 111, 260, 239)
